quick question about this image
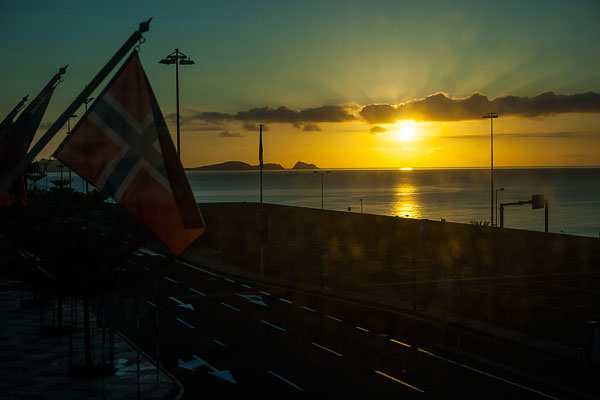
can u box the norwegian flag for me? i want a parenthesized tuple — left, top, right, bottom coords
(55, 52, 204, 255)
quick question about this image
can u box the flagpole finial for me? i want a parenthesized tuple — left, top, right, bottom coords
(22, 95, 29, 102)
(59, 65, 68, 75)
(139, 18, 152, 33)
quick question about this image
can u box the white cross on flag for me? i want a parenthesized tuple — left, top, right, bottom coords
(55, 52, 204, 255)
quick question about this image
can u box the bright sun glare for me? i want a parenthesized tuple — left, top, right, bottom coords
(393, 120, 416, 141)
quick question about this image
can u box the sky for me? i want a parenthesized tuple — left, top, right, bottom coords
(1, 0, 600, 168)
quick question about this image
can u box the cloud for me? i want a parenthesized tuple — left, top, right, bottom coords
(188, 104, 357, 126)
(218, 131, 243, 138)
(165, 112, 226, 131)
(441, 131, 596, 139)
(243, 122, 269, 131)
(302, 123, 321, 131)
(360, 92, 600, 123)
(370, 126, 388, 134)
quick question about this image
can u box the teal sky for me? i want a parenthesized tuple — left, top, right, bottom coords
(1, 0, 600, 168)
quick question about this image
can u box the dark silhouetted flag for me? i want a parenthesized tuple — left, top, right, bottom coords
(0, 89, 54, 206)
(54, 52, 204, 255)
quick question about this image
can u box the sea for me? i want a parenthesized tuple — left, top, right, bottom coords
(39, 168, 600, 238)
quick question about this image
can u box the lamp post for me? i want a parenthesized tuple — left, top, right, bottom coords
(482, 112, 498, 225)
(83, 97, 94, 194)
(313, 171, 331, 210)
(359, 198, 363, 214)
(159, 48, 195, 160)
(495, 187, 504, 227)
(66, 114, 78, 190)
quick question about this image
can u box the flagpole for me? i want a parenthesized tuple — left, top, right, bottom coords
(0, 95, 29, 138)
(259, 124, 263, 204)
(0, 18, 152, 196)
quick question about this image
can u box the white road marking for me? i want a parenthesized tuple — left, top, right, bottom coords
(373, 370, 425, 393)
(235, 293, 268, 307)
(224, 278, 236, 283)
(188, 288, 206, 296)
(327, 315, 343, 322)
(241, 284, 253, 289)
(356, 326, 370, 332)
(390, 339, 412, 348)
(302, 306, 316, 312)
(259, 290, 271, 296)
(279, 297, 293, 304)
(168, 297, 195, 311)
(175, 260, 216, 276)
(260, 320, 286, 332)
(268, 370, 305, 392)
(163, 276, 178, 284)
(417, 348, 559, 399)
(311, 342, 343, 357)
(176, 318, 195, 329)
(221, 302, 241, 312)
(214, 339, 226, 347)
(147, 301, 156, 308)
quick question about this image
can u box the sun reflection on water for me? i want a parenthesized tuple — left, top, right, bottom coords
(391, 183, 422, 219)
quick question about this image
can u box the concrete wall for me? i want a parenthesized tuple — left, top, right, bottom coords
(194, 202, 600, 348)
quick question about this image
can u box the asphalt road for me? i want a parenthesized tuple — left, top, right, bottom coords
(109, 252, 565, 399)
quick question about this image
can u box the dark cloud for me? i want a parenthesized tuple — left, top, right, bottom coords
(370, 126, 388, 134)
(190, 104, 356, 125)
(243, 122, 269, 131)
(218, 131, 243, 138)
(302, 124, 321, 132)
(360, 92, 600, 123)
(165, 112, 225, 131)
(441, 131, 594, 139)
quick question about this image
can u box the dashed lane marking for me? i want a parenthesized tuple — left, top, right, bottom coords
(356, 326, 370, 333)
(214, 339, 226, 348)
(259, 291, 271, 296)
(279, 298, 293, 304)
(147, 301, 156, 308)
(241, 284, 253, 289)
(268, 371, 305, 392)
(224, 278, 236, 284)
(311, 342, 343, 357)
(188, 288, 206, 296)
(327, 315, 343, 322)
(176, 318, 195, 329)
(390, 339, 412, 348)
(260, 320, 286, 332)
(221, 302, 241, 312)
(302, 306, 316, 312)
(175, 260, 217, 276)
(373, 370, 425, 393)
(163, 276, 178, 284)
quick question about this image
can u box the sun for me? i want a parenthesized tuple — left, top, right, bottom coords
(392, 120, 416, 141)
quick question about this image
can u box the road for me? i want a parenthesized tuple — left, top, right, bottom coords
(110, 252, 562, 399)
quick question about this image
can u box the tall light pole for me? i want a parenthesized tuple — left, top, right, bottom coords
(159, 49, 195, 160)
(259, 124, 264, 204)
(313, 171, 331, 210)
(495, 187, 504, 227)
(83, 97, 94, 194)
(482, 112, 498, 225)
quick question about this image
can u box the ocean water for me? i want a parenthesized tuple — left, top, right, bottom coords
(38, 168, 600, 237)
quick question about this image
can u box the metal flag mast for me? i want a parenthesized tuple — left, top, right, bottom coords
(0, 18, 153, 196)
(0, 96, 29, 140)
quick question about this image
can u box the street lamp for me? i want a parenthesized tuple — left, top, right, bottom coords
(495, 187, 504, 227)
(159, 49, 195, 160)
(313, 171, 331, 210)
(482, 112, 498, 225)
